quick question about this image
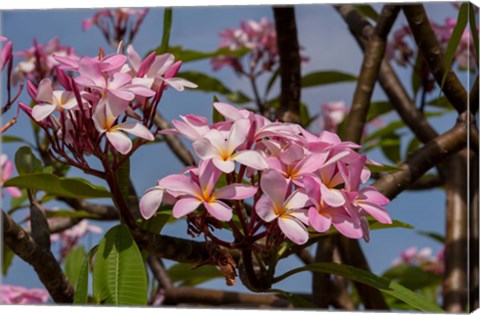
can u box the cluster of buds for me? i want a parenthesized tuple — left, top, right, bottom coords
(211, 17, 280, 77)
(20, 45, 196, 174)
(387, 12, 477, 94)
(392, 246, 445, 275)
(0, 285, 49, 304)
(82, 8, 149, 48)
(12, 37, 78, 87)
(1, 36, 23, 131)
(140, 102, 392, 248)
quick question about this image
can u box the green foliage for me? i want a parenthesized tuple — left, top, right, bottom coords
(1, 135, 33, 146)
(167, 262, 223, 286)
(411, 53, 424, 100)
(382, 264, 442, 290)
(406, 137, 421, 157)
(379, 133, 402, 164)
(45, 209, 102, 219)
(355, 4, 379, 21)
(93, 225, 148, 305)
(274, 263, 443, 312)
(4, 174, 111, 199)
(469, 3, 479, 59)
(159, 8, 172, 54)
(365, 163, 403, 173)
(366, 101, 394, 122)
(14, 146, 42, 175)
(2, 246, 15, 276)
(441, 3, 468, 88)
(64, 246, 86, 287)
(74, 245, 98, 304)
(165, 46, 250, 63)
(115, 157, 130, 204)
(301, 71, 357, 88)
(143, 207, 172, 235)
(417, 230, 445, 243)
(264, 68, 280, 99)
(179, 71, 251, 104)
(427, 97, 454, 110)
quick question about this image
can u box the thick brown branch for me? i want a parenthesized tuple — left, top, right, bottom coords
(469, 150, 479, 310)
(403, 4, 468, 113)
(312, 237, 337, 308)
(60, 198, 120, 220)
(336, 4, 438, 144)
(345, 5, 400, 143)
(153, 112, 195, 166)
(471, 76, 479, 115)
(2, 211, 74, 303)
(162, 286, 291, 308)
(373, 117, 468, 200)
(273, 6, 302, 124)
(148, 255, 174, 290)
(443, 150, 469, 312)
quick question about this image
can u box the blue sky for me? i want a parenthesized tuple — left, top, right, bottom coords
(0, 2, 471, 298)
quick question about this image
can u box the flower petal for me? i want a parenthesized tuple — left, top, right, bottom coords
(308, 207, 332, 233)
(255, 195, 278, 222)
(115, 121, 154, 141)
(173, 197, 202, 218)
(212, 158, 236, 173)
(31, 104, 56, 122)
(278, 215, 309, 245)
(204, 200, 233, 221)
(158, 174, 201, 197)
(320, 183, 345, 207)
(106, 130, 132, 155)
(193, 138, 220, 160)
(215, 184, 257, 200)
(232, 150, 268, 170)
(260, 168, 288, 206)
(284, 190, 310, 210)
(139, 186, 164, 219)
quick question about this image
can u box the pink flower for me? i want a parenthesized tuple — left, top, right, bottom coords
(92, 99, 154, 154)
(193, 118, 268, 173)
(0, 37, 13, 71)
(320, 101, 348, 132)
(256, 169, 310, 245)
(159, 160, 257, 221)
(0, 285, 49, 304)
(1, 154, 21, 198)
(31, 79, 81, 121)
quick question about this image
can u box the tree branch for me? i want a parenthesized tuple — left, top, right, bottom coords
(345, 4, 400, 144)
(469, 149, 479, 310)
(402, 4, 468, 113)
(2, 211, 74, 303)
(273, 6, 302, 124)
(443, 150, 469, 312)
(162, 286, 291, 308)
(148, 255, 174, 290)
(373, 116, 469, 200)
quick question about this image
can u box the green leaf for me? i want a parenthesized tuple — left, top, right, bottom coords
(212, 95, 225, 123)
(274, 263, 443, 312)
(364, 120, 405, 143)
(406, 137, 421, 156)
(165, 46, 250, 63)
(264, 68, 280, 99)
(269, 289, 317, 308)
(355, 5, 379, 21)
(380, 133, 401, 164)
(74, 245, 98, 305)
(168, 263, 222, 286)
(417, 230, 445, 243)
(179, 71, 251, 104)
(299, 103, 311, 128)
(93, 225, 148, 305)
(115, 158, 130, 205)
(143, 208, 172, 235)
(427, 97, 454, 110)
(64, 246, 86, 287)
(4, 174, 111, 199)
(1, 135, 33, 146)
(411, 53, 423, 100)
(14, 146, 42, 175)
(366, 163, 403, 173)
(382, 264, 442, 290)
(158, 8, 172, 54)
(469, 3, 479, 61)
(441, 3, 468, 88)
(301, 71, 357, 88)
(2, 246, 15, 276)
(366, 101, 393, 122)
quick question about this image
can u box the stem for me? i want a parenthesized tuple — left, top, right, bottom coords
(104, 169, 137, 229)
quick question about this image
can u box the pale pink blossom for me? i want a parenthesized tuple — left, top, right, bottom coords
(0, 285, 49, 304)
(159, 160, 257, 221)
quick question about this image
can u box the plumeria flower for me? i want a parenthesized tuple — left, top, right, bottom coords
(139, 182, 178, 220)
(0, 285, 49, 304)
(256, 169, 310, 245)
(303, 175, 362, 238)
(159, 160, 257, 221)
(193, 118, 268, 173)
(126, 45, 197, 92)
(92, 99, 154, 154)
(320, 101, 348, 132)
(1, 154, 21, 198)
(168, 114, 211, 141)
(31, 79, 82, 121)
(0, 36, 13, 71)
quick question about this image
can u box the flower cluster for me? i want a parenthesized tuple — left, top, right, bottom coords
(140, 102, 392, 246)
(20, 45, 196, 172)
(392, 246, 445, 275)
(0, 284, 49, 304)
(82, 8, 148, 48)
(1, 37, 23, 122)
(211, 17, 278, 76)
(387, 14, 477, 93)
(12, 37, 78, 87)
